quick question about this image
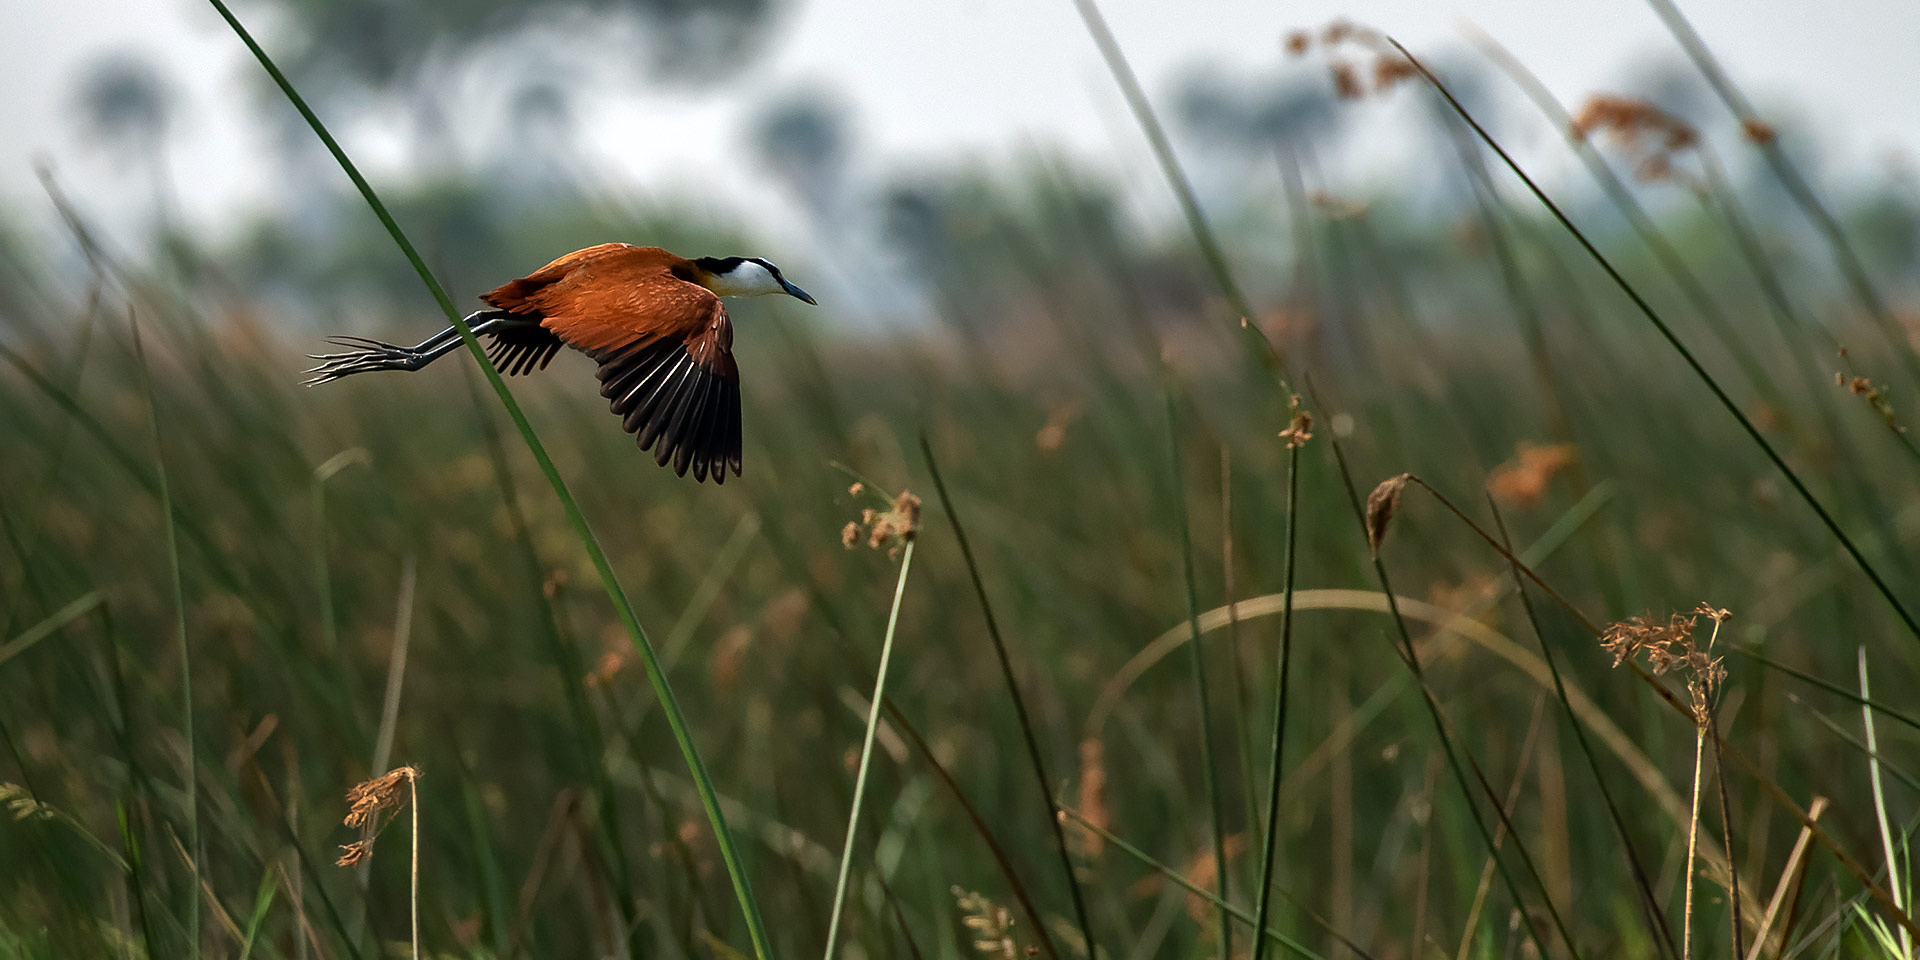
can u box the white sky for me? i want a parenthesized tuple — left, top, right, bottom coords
(3, 0, 1917, 245)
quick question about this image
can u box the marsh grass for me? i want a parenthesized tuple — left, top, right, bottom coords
(6, 6, 1920, 960)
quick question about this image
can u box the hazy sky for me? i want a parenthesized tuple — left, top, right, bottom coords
(4, 0, 1917, 244)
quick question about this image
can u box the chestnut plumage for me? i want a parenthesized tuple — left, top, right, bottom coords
(305, 243, 815, 483)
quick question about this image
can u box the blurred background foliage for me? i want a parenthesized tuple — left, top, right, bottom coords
(5, 3, 1920, 960)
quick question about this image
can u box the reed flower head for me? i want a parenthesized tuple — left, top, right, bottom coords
(1279, 396, 1314, 449)
(1601, 606, 1729, 725)
(953, 887, 1021, 959)
(337, 766, 419, 867)
(842, 487, 922, 560)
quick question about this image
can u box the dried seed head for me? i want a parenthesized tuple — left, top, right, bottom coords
(335, 839, 375, 867)
(1365, 473, 1412, 557)
(1602, 607, 1729, 726)
(953, 887, 1020, 960)
(343, 766, 418, 829)
(336, 766, 419, 868)
(1, 782, 50, 821)
(1329, 62, 1364, 100)
(1279, 409, 1314, 449)
(1283, 30, 1312, 56)
(1486, 442, 1577, 509)
(1741, 118, 1777, 144)
(842, 487, 922, 559)
(584, 647, 629, 688)
(1835, 370, 1907, 433)
(1373, 52, 1419, 91)
(847, 481, 864, 497)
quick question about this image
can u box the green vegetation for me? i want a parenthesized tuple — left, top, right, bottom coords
(6, 7, 1920, 960)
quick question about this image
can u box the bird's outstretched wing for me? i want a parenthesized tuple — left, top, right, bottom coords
(481, 244, 743, 483)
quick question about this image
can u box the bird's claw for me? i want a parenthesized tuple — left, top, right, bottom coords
(302, 339, 424, 386)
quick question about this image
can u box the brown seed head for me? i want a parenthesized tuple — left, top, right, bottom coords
(1329, 62, 1364, 100)
(1365, 473, 1412, 557)
(1601, 608, 1728, 725)
(953, 887, 1020, 960)
(1486, 442, 1577, 509)
(335, 839, 375, 867)
(1279, 409, 1314, 449)
(1284, 30, 1312, 56)
(842, 488, 923, 559)
(1741, 118, 1778, 144)
(343, 766, 418, 830)
(1373, 52, 1419, 92)
(337, 766, 419, 867)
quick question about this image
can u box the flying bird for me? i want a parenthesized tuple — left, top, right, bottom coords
(306, 244, 815, 483)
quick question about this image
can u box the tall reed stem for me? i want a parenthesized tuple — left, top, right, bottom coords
(1249, 441, 1302, 960)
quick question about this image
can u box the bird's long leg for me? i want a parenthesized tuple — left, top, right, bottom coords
(305, 313, 528, 385)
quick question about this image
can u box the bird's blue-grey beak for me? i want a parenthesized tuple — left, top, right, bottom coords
(781, 278, 817, 305)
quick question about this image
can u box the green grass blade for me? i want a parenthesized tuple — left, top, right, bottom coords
(0, 591, 101, 672)
(1315, 416, 1557, 960)
(1057, 807, 1343, 960)
(919, 432, 1097, 956)
(1641, 0, 1918, 384)
(1491, 504, 1678, 958)
(131, 317, 198, 960)
(1249, 441, 1301, 960)
(201, 3, 774, 955)
(1066, 0, 1284, 377)
(237, 867, 278, 960)
(1389, 39, 1920, 645)
(823, 540, 916, 960)
(1860, 649, 1915, 960)
(1161, 386, 1233, 960)
(1729, 646, 1920, 735)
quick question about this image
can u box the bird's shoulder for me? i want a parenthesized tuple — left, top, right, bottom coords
(482, 244, 725, 351)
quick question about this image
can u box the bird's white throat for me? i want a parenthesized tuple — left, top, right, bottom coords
(705, 259, 785, 298)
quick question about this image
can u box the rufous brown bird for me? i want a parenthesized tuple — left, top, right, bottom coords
(306, 243, 815, 483)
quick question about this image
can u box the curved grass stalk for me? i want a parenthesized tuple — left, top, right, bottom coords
(822, 541, 915, 960)
(200, 2, 773, 955)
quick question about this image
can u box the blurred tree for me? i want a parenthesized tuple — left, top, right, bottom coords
(749, 87, 853, 226)
(1173, 64, 1338, 158)
(72, 53, 180, 234)
(255, 0, 779, 93)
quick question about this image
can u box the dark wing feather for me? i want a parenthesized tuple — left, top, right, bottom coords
(483, 322, 563, 377)
(593, 332, 742, 482)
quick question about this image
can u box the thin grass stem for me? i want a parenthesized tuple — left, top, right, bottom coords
(1163, 386, 1233, 960)
(130, 316, 197, 960)
(823, 541, 915, 960)
(919, 433, 1097, 955)
(1861, 648, 1913, 960)
(1249, 441, 1301, 960)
